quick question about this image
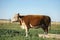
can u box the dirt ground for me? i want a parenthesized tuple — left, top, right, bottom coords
(38, 34, 60, 39)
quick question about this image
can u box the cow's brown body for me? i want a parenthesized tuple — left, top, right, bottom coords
(20, 15, 51, 28)
(12, 13, 51, 37)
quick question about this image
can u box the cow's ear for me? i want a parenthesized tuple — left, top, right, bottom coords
(18, 13, 20, 15)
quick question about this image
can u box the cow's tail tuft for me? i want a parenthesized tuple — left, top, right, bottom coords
(49, 22, 51, 30)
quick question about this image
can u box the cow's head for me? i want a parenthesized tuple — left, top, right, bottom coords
(11, 13, 20, 23)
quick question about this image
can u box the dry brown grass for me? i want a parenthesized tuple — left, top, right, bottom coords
(0, 20, 10, 23)
(51, 22, 60, 25)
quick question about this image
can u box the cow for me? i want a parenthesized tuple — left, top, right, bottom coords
(12, 13, 51, 37)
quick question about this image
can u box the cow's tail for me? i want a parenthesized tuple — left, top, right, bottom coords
(48, 17, 51, 30)
(49, 22, 51, 30)
(49, 17, 51, 30)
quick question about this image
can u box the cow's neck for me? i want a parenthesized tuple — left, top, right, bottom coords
(19, 16, 24, 22)
(19, 16, 24, 18)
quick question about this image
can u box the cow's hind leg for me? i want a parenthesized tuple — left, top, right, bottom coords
(42, 27, 48, 35)
(44, 27, 48, 35)
(44, 27, 48, 34)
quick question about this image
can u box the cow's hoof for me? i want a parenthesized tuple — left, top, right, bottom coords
(44, 32, 48, 35)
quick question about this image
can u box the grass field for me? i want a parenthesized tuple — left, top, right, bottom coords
(0, 22, 60, 40)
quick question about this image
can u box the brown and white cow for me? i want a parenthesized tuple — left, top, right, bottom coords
(12, 13, 51, 37)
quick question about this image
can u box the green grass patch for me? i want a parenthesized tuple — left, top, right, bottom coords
(0, 23, 60, 40)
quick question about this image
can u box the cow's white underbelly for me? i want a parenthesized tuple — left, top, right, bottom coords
(20, 21, 41, 29)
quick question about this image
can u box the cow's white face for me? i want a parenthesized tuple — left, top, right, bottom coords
(11, 14, 19, 23)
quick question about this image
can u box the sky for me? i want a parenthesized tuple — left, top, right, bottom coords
(0, 0, 60, 22)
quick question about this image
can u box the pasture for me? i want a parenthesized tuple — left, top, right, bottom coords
(0, 21, 60, 40)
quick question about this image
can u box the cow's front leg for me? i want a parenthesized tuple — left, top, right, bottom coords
(25, 28, 29, 37)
